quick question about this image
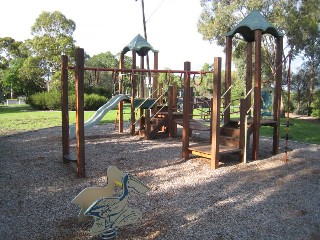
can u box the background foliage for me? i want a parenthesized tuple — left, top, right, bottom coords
(0, 5, 319, 117)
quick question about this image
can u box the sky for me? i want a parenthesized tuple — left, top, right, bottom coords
(0, 0, 225, 70)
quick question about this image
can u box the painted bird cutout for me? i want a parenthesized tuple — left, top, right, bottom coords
(71, 166, 125, 222)
(72, 166, 149, 237)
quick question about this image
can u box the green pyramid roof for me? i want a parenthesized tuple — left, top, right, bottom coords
(226, 10, 283, 42)
(122, 34, 157, 56)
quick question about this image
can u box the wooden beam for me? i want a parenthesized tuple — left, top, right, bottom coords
(252, 30, 262, 160)
(239, 98, 247, 163)
(145, 109, 150, 140)
(273, 36, 283, 154)
(75, 48, 85, 178)
(211, 57, 222, 169)
(173, 82, 178, 135)
(140, 56, 145, 98)
(224, 36, 232, 124)
(61, 55, 70, 163)
(246, 42, 253, 114)
(118, 52, 124, 133)
(182, 61, 191, 159)
(152, 52, 159, 99)
(130, 50, 136, 135)
(168, 85, 173, 138)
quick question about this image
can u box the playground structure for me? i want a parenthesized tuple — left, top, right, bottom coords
(61, 11, 284, 177)
(61, 35, 213, 177)
(182, 10, 284, 169)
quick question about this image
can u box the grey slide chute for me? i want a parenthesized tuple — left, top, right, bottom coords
(69, 94, 129, 139)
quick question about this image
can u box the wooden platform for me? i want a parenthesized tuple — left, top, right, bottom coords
(174, 119, 210, 131)
(188, 143, 241, 159)
(230, 118, 277, 127)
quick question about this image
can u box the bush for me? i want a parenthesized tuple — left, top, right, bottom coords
(28, 92, 108, 111)
(27, 92, 50, 110)
(46, 91, 61, 110)
(68, 94, 76, 111)
(84, 85, 112, 98)
(84, 93, 108, 110)
(311, 90, 320, 118)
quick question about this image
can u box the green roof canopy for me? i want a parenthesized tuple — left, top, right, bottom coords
(226, 10, 283, 42)
(122, 34, 158, 56)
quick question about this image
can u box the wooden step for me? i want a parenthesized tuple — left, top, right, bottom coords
(148, 117, 168, 139)
(188, 143, 241, 159)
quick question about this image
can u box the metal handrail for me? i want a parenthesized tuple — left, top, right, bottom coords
(148, 89, 167, 110)
(222, 102, 233, 113)
(221, 84, 233, 99)
(221, 86, 254, 115)
(245, 87, 254, 99)
(150, 104, 168, 120)
(132, 114, 145, 126)
(132, 87, 167, 126)
(134, 87, 159, 110)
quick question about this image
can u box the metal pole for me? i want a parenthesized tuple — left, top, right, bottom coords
(138, 0, 151, 83)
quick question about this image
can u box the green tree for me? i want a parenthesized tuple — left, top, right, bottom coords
(291, 68, 310, 114)
(27, 11, 76, 91)
(286, 0, 320, 115)
(84, 52, 120, 97)
(199, 63, 214, 96)
(311, 90, 320, 118)
(0, 37, 28, 97)
(197, 0, 320, 114)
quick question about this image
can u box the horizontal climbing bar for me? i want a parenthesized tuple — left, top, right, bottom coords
(67, 66, 213, 75)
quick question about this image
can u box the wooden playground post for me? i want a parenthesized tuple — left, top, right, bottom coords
(189, 87, 194, 137)
(61, 55, 70, 163)
(118, 52, 124, 133)
(139, 55, 145, 98)
(211, 57, 222, 169)
(167, 85, 173, 138)
(182, 61, 191, 159)
(239, 98, 247, 163)
(224, 36, 232, 124)
(153, 51, 159, 99)
(130, 50, 137, 135)
(252, 30, 262, 160)
(273, 36, 283, 154)
(75, 48, 85, 178)
(246, 42, 253, 113)
(153, 51, 159, 115)
(145, 109, 151, 140)
(172, 82, 178, 135)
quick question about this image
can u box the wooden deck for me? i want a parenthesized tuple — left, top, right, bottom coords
(174, 119, 210, 131)
(188, 143, 241, 159)
(230, 118, 277, 127)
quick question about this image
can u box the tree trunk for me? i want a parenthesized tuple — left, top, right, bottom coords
(307, 61, 315, 116)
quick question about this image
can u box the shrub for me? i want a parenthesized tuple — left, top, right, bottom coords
(68, 94, 76, 111)
(311, 90, 320, 118)
(84, 93, 108, 110)
(28, 91, 108, 111)
(45, 91, 61, 110)
(27, 92, 48, 110)
(85, 85, 112, 98)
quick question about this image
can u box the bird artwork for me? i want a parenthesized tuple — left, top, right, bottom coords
(72, 166, 149, 238)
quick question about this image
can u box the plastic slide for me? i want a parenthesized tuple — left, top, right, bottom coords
(69, 94, 129, 139)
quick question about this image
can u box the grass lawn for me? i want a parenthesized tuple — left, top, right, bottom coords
(260, 117, 320, 144)
(0, 104, 130, 136)
(0, 104, 319, 144)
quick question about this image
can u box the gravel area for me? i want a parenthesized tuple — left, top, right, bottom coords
(0, 124, 319, 240)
